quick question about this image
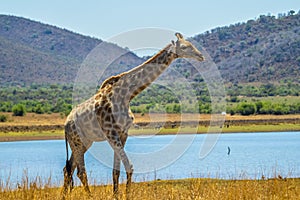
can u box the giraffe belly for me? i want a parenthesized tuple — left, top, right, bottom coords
(71, 106, 106, 142)
(75, 114, 106, 142)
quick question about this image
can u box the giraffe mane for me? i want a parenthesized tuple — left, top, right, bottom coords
(142, 44, 173, 65)
(99, 43, 173, 91)
(100, 75, 121, 89)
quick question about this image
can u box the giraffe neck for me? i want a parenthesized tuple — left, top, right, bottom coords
(121, 43, 178, 100)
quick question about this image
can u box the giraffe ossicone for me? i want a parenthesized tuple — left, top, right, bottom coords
(61, 32, 205, 198)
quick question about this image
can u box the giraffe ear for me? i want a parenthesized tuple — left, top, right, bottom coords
(171, 40, 175, 45)
(175, 32, 184, 40)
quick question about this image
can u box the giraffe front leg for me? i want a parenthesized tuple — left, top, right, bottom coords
(116, 148, 133, 199)
(113, 152, 121, 195)
(125, 161, 133, 199)
(108, 131, 133, 198)
(126, 168, 133, 195)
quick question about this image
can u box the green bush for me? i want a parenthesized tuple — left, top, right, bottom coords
(229, 96, 239, 102)
(34, 104, 45, 114)
(0, 114, 8, 122)
(12, 104, 26, 116)
(237, 102, 257, 115)
(272, 104, 289, 115)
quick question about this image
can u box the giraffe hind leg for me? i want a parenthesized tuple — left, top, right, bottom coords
(71, 134, 92, 195)
(65, 155, 75, 191)
(76, 154, 91, 194)
(63, 124, 92, 196)
(62, 154, 76, 197)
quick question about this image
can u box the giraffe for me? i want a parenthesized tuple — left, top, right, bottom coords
(61, 32, 205, 198)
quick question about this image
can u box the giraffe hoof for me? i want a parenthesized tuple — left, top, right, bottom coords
(87, 192, 93, 199)
(113, 195, 119, 200)
(113, 190, 121, 200)
(61, 194, 67, 200)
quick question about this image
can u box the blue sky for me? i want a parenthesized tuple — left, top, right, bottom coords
(1, 0, 300, 40)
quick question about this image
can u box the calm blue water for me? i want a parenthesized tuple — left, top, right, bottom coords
(0, 132, 299, 187)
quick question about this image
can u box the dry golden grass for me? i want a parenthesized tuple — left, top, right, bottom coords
(2, 112, 300, 126)
(0, 112, 299, 142)
(0, 177, 299, 200)
(0, 113, 65, 126)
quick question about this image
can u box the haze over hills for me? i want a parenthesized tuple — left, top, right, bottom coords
(0, 11, 299, 86)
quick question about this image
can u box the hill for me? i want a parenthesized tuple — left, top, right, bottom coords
(0, 12, 299, 116)
(1, 12, 300, 86)
(193, 11, 300, 84)
(0, 15, 143, 85)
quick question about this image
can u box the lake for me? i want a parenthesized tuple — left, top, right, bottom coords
(0, 132, 299, 187)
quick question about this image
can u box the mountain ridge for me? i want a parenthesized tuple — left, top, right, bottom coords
(192, 12, 300, 84)
(0, 12, 299, 86)
(0, 14, 143, 85)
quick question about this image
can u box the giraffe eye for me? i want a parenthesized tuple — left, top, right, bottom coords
(180, 44, 187, 49)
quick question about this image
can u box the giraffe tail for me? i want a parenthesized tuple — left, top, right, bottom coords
(64, 133, 74, 190)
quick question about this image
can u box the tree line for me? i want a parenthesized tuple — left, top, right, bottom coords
(0, 84, 72, 116)
(0, 83, 299, 117)
(228, 101, 300, 116)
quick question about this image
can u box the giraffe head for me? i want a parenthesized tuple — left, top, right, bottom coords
(172, 32, 205, 62)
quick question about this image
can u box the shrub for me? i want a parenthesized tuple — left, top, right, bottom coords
(229, 96, 239, 102)
(255, 101, 263, 113)
(34, 104, 45, 114)
(0, 114, 7, 122)
(12, 104, 26, 116)
(237, 102, 256, 115)
(272, 104, 289, 115)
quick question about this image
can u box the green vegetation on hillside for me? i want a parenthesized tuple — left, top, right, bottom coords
(0, 84, 73, 115)
(194, 10, 300, 84)
(227, 82, 300, 97)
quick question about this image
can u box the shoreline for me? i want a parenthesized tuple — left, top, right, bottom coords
(0, 113, 299, 142)
(1, 124, 299, 142)
(0, 135, 64, 142)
